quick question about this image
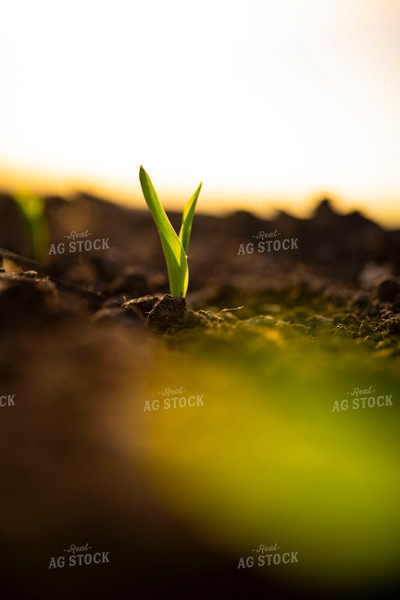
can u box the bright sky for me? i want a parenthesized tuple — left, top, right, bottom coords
(0, 0, 399, 224)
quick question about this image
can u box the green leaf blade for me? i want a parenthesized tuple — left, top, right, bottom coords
(179, 182, 202, 255)
(12, 191, 49, 261)
(139, 166, 188, 297)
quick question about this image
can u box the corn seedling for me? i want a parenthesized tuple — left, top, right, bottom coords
(139, 166, 202, 298)
(12, 191, 49, 262)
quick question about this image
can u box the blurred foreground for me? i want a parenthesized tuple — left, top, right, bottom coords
(0, 193, 399, 599)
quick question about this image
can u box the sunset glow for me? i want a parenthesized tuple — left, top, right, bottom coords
(0, 0, 399, 224)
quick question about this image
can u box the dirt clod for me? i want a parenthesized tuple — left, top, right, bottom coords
(374, 277, 400, 302)
(123, 295, 160, 317)
(146, 294, 186, 332)
(0, 276, 59, 330)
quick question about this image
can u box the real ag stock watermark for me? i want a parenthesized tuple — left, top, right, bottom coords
(143, 385, 205, 412)
(237, 542, 299, 569)
(48, 543, 110, 569)
(238, 229, 299, 255)
(49, 229, 110, 255)
(332, 386, 394, 412)
(364, 76, 396, 97)
(0, 394, 15, 407)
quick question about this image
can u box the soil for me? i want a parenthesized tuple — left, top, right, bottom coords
(0, 191, 399, 600)
(1, 192, 399, 348)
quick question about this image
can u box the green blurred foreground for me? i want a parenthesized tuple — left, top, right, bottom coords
(123, 323, 400, 593)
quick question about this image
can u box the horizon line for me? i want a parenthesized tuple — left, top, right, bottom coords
(0, 163, 399, 229)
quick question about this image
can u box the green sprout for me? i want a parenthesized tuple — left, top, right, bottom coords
(12, 191, 49, 262)
(139, 166, 202, 298)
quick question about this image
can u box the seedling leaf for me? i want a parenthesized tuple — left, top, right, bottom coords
(179, 182, 202, 255)
(12, 191, 49, 261)
(139, 166, 188, 297)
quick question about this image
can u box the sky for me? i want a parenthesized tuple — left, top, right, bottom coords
(0, 0, 399, 224)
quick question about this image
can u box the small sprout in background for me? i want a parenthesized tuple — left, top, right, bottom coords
(12, 191, 49, 262)
(139, 166, 202, 298)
